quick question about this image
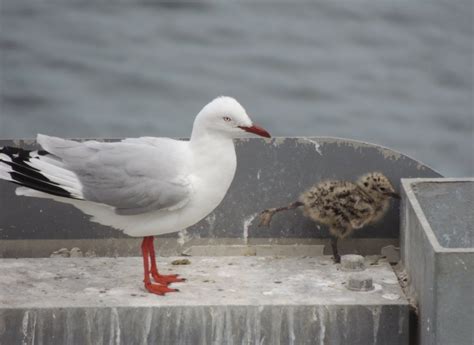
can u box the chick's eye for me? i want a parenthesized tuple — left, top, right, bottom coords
(380, 187, 386, 191)
(223, 116, 231, 122)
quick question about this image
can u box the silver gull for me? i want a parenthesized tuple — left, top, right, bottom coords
(0, 96, 271, 295)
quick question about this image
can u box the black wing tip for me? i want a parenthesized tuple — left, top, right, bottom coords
(8, 172, 74, 199)
(1, 146, 74, 199)
(0, 146, 50, 159)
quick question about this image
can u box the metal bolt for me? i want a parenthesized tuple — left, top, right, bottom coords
(341, 254, 366, 271)
(347, 273, 374, 291)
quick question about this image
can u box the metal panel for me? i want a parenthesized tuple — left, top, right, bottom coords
(401, 178, 474, 345)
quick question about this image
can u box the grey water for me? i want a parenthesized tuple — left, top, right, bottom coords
(0, 0, 472, 176)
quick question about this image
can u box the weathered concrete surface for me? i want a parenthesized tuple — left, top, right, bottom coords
(401, 178, 474, 345)
(182, 244, 326, 257)
(0, 256, 408, 345)
(0, 137, 441, 257)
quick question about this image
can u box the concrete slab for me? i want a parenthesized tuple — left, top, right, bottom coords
(401, 178, 474, 345)
(0, 256, 408, 345)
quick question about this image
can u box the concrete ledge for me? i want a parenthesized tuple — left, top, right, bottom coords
(0, 237, 399, 258)
(0, 256, 408, 344)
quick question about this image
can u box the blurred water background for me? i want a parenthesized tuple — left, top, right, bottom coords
(0, 0, 472, 176)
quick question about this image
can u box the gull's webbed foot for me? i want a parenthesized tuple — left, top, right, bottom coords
(144, 282, 180, 295)
(151, 272, 186, 285)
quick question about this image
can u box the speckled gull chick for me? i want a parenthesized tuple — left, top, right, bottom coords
(0, 96, 271, 295)
(259, 172, 399, 263)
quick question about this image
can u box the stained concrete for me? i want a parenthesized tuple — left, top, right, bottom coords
(401, 178, 474, 345)
(0, 256, 408, 345)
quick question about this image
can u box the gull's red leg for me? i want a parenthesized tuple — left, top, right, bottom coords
(141, 237, 179, 295)
(147, 236, 186, 285)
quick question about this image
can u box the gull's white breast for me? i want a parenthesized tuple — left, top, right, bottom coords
(61, 137, 238, 237)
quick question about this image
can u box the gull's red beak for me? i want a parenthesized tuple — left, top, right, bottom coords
(238, 123, 271, 138)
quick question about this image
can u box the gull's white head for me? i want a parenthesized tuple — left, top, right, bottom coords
(192, 96, 271, 139)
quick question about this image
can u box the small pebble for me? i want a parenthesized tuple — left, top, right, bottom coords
(70, 247, 84, 257)
(85, 250, 97, 257)
(382, 293, 400, 300)
(171, 258, 191, 265)
(50, 248, 70, 258)
(381, 245, 400, 264)
(382, 278, 398, 285)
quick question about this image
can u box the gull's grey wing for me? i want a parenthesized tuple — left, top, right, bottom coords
(37, 135, 192, 215)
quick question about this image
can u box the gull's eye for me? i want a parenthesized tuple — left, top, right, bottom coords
(223, 116, 232, 122)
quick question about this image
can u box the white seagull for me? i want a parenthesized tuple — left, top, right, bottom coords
(0, 96, 271, 295)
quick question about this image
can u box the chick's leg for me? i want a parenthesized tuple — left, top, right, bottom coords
(329, 224, 347, 264)
(330, 236, 341, 264)
(258, 201, 304, 227)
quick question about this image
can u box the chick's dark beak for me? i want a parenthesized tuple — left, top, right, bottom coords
(386, 192, 401, 199)
(238, 123, 271, 138)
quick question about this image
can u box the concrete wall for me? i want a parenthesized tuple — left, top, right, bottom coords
(0, 137, 441, 257)
(401, 178, 474, 345)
